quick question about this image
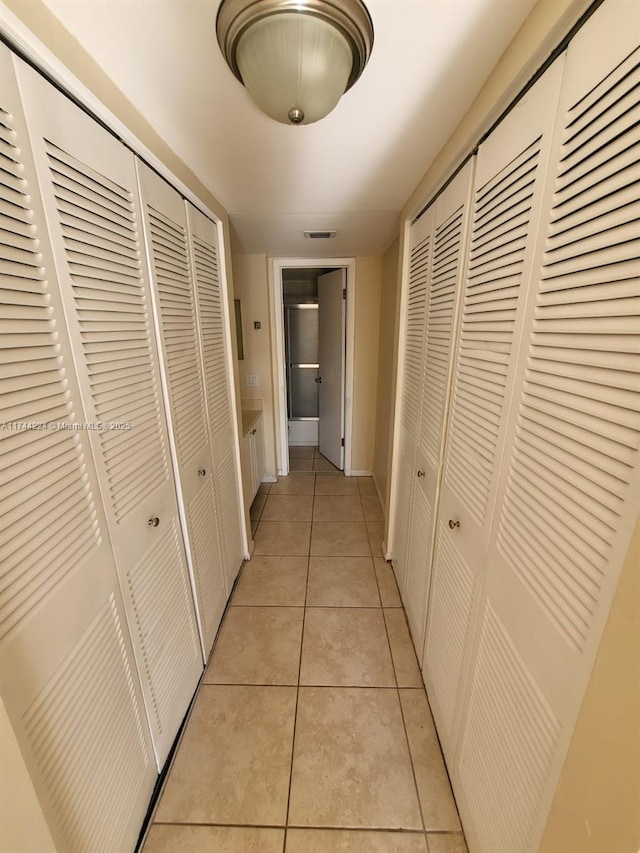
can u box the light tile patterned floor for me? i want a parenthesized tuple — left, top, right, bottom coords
(144, 450, 467, 853)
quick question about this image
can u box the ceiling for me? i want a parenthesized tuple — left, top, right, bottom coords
(42, 0, 540, 257)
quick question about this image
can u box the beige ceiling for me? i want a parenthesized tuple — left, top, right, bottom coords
(42, 0, 540, 257)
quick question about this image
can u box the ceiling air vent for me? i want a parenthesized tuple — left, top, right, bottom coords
(304, 230, 336, 239)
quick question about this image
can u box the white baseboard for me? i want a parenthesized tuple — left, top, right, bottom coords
(350, 469, 373, 477)
(261, 475, 278, 483)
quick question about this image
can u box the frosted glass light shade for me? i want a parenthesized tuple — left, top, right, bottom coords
(236, 13, 353, 125)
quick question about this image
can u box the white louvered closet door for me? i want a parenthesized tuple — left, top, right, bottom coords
(15, 60, 202, 768)
(423, 60, 565, 764)
(404, 161, 474, 656)
(187, 204, 245, 590)
(391, 206, 433, 594)
(0, 45, 156, 853)
(455, 2, 640, 851)
(137, 163, 226, 656)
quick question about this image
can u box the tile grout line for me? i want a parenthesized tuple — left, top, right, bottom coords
(364, 481, 429, 843)
(282, 470, 315, 853)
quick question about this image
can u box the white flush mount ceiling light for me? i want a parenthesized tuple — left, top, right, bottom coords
(216, 0, 374, 125)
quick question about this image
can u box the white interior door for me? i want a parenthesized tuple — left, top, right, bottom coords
(318, 268, 345, 469)
(392, 209, 433, 597)
(454, 3, 640, 850)
(137, 163, 227, 657)
(404, 160, 475, 656)
(0, 46, 156, 853)
(423, 58, 565, 764)
(16, 59, 203, 768)
(188, 203, 245, 590)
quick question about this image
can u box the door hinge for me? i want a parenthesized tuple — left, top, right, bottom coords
(342, 288, 347, 300)
(341, 437, 345, 447)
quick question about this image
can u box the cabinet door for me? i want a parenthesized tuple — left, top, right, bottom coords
(0, 46, 155, 853)
(188, 204, 245, 590)
(404, 160, 474, 655)
(137, 163, 226, 657)
(15, 60, 202, 768)
(455, 3, 640, 850)
(391, 206, 433, 594)
(423, 59, 565, 762)
(254, 414, 266, 486)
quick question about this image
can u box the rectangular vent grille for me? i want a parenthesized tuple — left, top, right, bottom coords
(402, 234, 430, 438)
(193, 235, 232, 442)
(303, 230, 336, 239)
(425, 521, 475, 733)
(0, 108, 100, 641)
(420, 207, 464, 468)
(497, 48, 640, 651)
(126, 518, 200, 733)
(445, 139, 542, 523)
(147, 206, 208, 463)
(23, 596, 150, 853)
(459, 603, 560, 853)
(45, 140, 170, 523)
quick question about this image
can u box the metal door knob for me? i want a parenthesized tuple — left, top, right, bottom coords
(198, 468, 207, 477)
(251, 429, 257, 435)
(417, 470, 425, 478)
(147, 516, 160, 528)
(448, 519, 460, 529)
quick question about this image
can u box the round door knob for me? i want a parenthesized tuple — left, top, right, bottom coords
(417, 470, 425, 478)
(147, 516, 160, 528)
(198, 468, 207, 477)
(448, 519, 460, 530)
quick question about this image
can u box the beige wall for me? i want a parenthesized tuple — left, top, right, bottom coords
(539, 514, 640, 853)
(231, 254, 278, 481)
(372, 238, 401, 510)
(351, 256, 382, 473)
(0, 698, 57, 853)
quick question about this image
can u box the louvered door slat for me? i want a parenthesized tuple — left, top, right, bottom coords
(456, 6, 640, 851)
(444, 138, 543, 522)
(419, 205, 465, 469)
(496, 40, 640, 652)
(401, 230, 431, 440)
(189, 234, 229, 440)
(391, 207, 433, 595)
(402, 162, 474, 656)
(16, 60, 203, 769)
(138, 164, 228, 656)
(423, 61, 565, 787)
(188, 203, 245, 590)
(0, 46, 155, 853)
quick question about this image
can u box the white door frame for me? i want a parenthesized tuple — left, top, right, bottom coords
(270, 258, 355, 477)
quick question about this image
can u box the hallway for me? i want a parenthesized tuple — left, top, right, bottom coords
(143, 455, 468, 852)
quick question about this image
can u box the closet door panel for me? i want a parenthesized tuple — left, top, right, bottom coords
(405, 161, 474, 653)
(391, 208, 433, 593)
(457, 3, 640, 850)
(138, 163, 226, 656)
(15, 60, 202, 767)
(424, 60, 565, 759)
(0, 46, 155, 853)
(187, 204, 244, 588)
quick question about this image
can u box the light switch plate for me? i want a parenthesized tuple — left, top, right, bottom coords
(246, 374, 259, 387)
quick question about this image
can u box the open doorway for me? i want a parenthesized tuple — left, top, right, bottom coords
(271, 258, 355, 477)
